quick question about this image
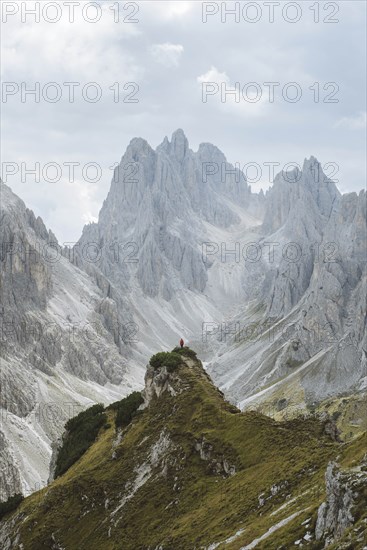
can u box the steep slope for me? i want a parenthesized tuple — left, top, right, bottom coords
(0, 181, 144, 500)
(0, 350, 365, 549)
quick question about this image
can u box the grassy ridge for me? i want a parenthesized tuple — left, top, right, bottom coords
(1, 350, 365, 549)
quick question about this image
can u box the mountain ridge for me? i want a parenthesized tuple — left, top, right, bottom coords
(0, 349, 366, 549)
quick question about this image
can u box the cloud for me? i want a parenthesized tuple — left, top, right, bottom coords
(1, 0, 365, 242)
(143, 1, 193, 19)
(197, 66, 268, 118)
(150, 43, 184, 67)
(334, 111, 367, 130)
(1, 5, 141, 83)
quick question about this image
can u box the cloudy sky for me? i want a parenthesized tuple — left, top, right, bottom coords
(1, 0, 366, 242)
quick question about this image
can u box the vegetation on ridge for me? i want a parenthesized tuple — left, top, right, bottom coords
(0, 350, 365, 549)
(54, 403, 107, 478)
(173, 345, 198, 359)
(107, 391, 144, 429)
(150, 350, 183, 371)
(0, 494, 24, 522)
(55, 392, 145, 479)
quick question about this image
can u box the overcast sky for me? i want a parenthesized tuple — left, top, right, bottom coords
(1, 0, 366, 242)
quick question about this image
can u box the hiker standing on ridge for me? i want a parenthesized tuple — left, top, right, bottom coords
(179, 338, 184, 348)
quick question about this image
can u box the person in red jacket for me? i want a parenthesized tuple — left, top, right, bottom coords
(179, 338, 184, 348)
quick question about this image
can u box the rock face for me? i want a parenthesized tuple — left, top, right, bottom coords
(207, 158, 366, 415)
(143, 364, 171, 405)
(315, 462, 355, 544)
(262, 157, 340, 236)
(194, 435, 236, 477)
(315, 457, 367, 546)
(75, 129, 256, 301)
(0, 181, 143, 500)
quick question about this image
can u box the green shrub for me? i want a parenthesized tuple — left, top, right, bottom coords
(0, 493, 24, 520)
(55, 404, 106, 478)
(108, 391, 144, 429)
(173, 346, 197, 359)
(149, 352, 167, 369)
(150, 351, 183, 372)
(164, 352, 183, 372)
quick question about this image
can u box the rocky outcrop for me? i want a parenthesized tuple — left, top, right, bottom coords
(0, 433, 22, 502)
(47, 437, 63, 484)
(315, 462, 355, 544)
(194, 435, 236, 477)
(143, 364, 171, 405)
(315, 458, 367, 546)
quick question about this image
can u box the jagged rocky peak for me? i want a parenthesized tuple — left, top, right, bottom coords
(262, 156, 340, 234)
(1, 181, 50, 241)
(301, 156, 340, 218)
(77, 130, 259, 299)
(110, 136, 156, 198)
(97, 129, 256, 238)
(163, 128, 189, 162)
(129, 135, 152, 152)
(197, 140, 225, 159)
(0, 181, 53, 311)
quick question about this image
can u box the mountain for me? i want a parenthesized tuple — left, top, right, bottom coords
(1, 129, 365, 503)
(74, 130, 366, 419)
(74, 129, 263, 351)
(0, 350, 366, 549)
(206, 158, 367, 419)
(0, 129, 264, 501)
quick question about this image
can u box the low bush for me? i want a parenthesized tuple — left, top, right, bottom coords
(150, 351, 183, 372)
(108, 391, 144, 429)
(0, 494, 24, 520)
(54, 404, 106, 478)
(150, 352, 168, 370)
